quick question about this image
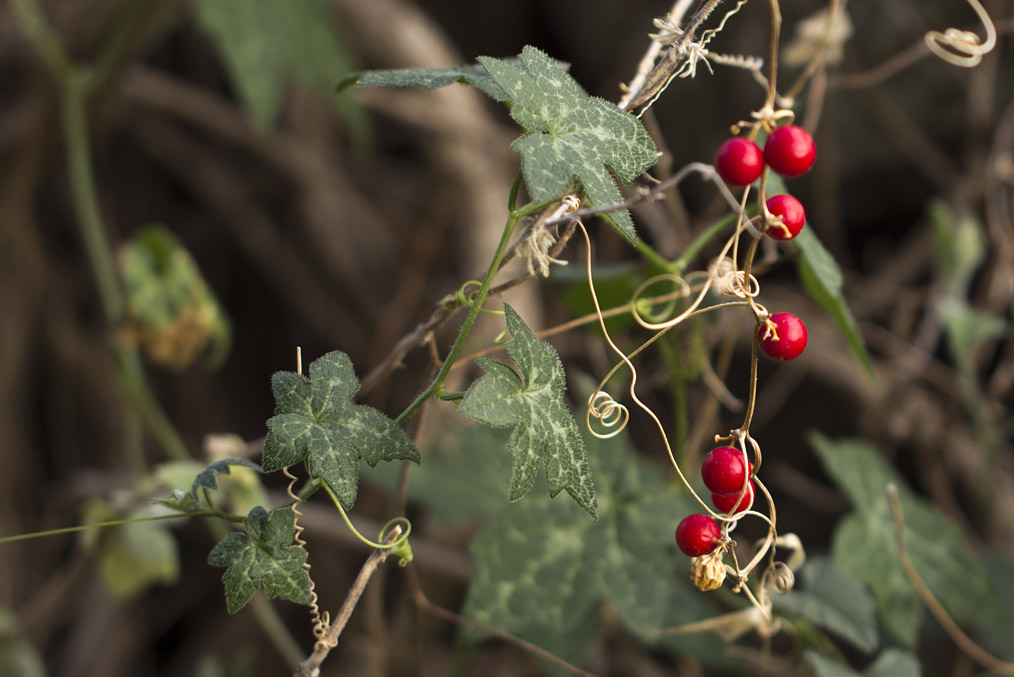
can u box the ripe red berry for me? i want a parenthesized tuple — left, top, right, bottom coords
(764, 125, 816, 177)
(701, 446, 753, 495)
(758, 312, 808, 361)
(764, 194, 806, 241)
(715, 137, 765, 186)
(712, 481, 755, 514)
(675, 514, 721, 557)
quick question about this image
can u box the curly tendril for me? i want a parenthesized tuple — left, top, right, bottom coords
(282, 465, 336, 651)
(630, 274, 692, 327)
(924, 0, 996, 67)
(586, 390, 630, 439)
(709, 256, 761, 299)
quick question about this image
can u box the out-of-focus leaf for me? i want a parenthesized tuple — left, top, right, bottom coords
(460, 376, 725, 669)
(195, 0, 359, 129)
(119, 225, 230, 370)
(811, 433, 997, 646)
(775, 556, 878, 653)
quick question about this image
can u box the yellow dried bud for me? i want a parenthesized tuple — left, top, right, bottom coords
(690, 550, 727, 591)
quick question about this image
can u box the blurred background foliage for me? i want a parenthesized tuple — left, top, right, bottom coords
(0, 0, 1011, 675)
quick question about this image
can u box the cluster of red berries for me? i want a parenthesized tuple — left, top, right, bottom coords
(675, 445, 757, 557)
(714, 124, 816, 242)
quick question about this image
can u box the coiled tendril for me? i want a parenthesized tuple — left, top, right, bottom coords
(586, 390, 630, 439)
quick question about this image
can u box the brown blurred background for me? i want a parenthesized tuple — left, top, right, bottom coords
(0, 0, 1011, 675)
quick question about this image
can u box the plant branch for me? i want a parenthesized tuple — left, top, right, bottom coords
(0, 510, 242, 545)
(394, 211, 522, 424)
(886, 485, 1014, 676)
(294, 527, 403, 677)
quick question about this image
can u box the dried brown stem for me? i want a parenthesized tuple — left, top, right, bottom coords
(293, 527, 403, 677)
(886, 484, 1014, 676)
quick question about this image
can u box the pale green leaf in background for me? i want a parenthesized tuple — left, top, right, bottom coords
(775, 555, 878, 654)
(810, 433, 998, 646)
(195, 0, 359, 129)
(460, 379, 726, 669)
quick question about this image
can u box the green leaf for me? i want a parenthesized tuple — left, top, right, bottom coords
(340, 47, 656, 241)
(262, 351, 420, 510)
(805, 649, 921, 677)
(775, 556, 878, 653)
(207, 506, 312, 613)
(810, 433, 997, 646)
(790, 212, 874, 381)
(120, 225, 231, 370)
(338, 62, 508, 101)
(928, 199, 986, 295)
(458, 304, 597, 517)
(194, 0, 357, 129)
(100, 519, 180, 598)
(191, 458, 263, 497)
(461, 395, 723, 668)
(979, 551, 1014, 661)
(759, 172, 872, 379)
(0, 608, 46, 677)
(936, 297, 1006, 367)
(478, 47, 657, 243)
(81, 500, 181, 597)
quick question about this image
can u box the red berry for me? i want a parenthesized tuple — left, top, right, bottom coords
(764, 125, 816, 177)
(712, 481, 755, 514)
(715, 137, 765, 186)
(758, 312, 808, 361)
(675, 514, 721, 557)
(701, 446, 753, 495)
(764, 194, 806, 241)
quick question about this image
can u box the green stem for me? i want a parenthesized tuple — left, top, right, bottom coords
(8, 0, 71, 79)
(90, 0, 149, 86)
(15, 0, 190, 463)
(62, 75, 125, 323)
(396, 211, 523, 426)
(673, 211, 741, 274)
(118, 348, 189, 460)
(0, 510, 244, 545)
(249, 594, 306, 668)
(633, 236, 678, 273)
(506, 169, 523, 213)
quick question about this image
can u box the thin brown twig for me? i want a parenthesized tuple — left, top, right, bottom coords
(293, 526, 403, 677)
(885, 484, 1014, 676)
(405, 565, 597, 677)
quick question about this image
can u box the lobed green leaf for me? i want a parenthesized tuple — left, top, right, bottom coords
(458, 304, 597, 517)
(459, 388, 724, 668)
(207, 506, 312, 613)
(262, 351, 420, 510)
